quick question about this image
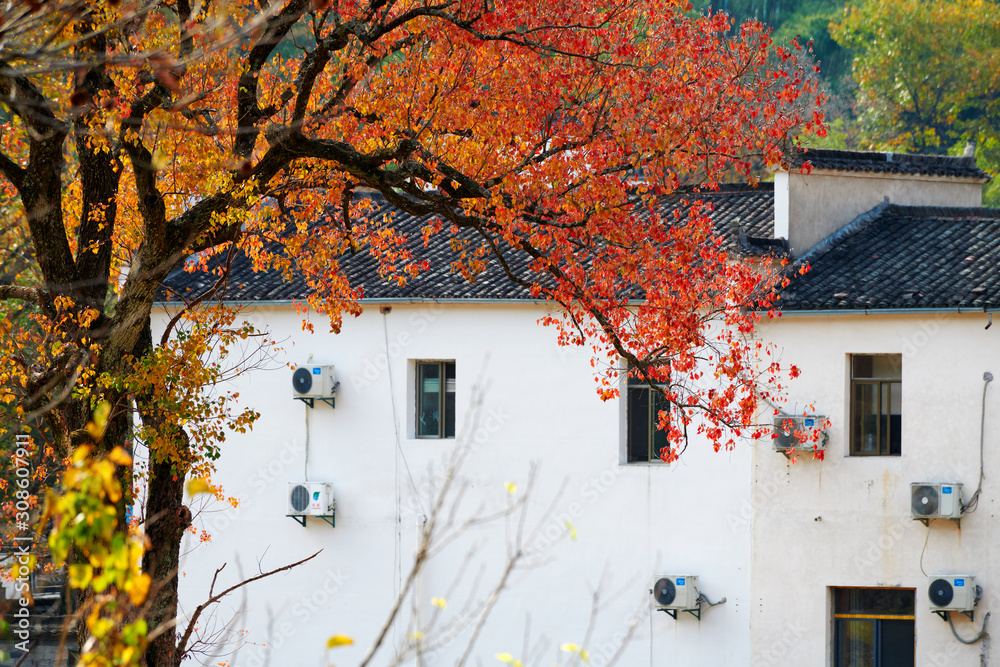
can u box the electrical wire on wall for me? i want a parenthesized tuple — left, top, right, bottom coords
(303, 399, 310, 482)
(382, 307, 425, 656)
(919, 524, 931, 576)
(383, 311, 423, 514)
(961, 371, 993, 514)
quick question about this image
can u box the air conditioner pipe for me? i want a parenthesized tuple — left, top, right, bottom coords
(961, 371, 993, 514)
(949, 611, 990, 644)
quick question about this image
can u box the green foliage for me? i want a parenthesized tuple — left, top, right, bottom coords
(44, 438, 150, 667)
(770, 0, 850, 87)
(692, 0, 848, 84)
(831, 0, 1000, 204)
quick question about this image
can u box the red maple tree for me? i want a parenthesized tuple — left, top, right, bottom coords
(0, 0, 820, 663)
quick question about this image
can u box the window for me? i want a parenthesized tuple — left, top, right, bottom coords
(850, 354, 902, 456)
(626, 371, 671, 462)
(416, 361, 455, 438)
(833, 587, 914, 667)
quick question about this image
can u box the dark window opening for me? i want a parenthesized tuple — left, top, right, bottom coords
(834, 587, 914, 667)
(851, 354, 902, 456)
(416, 361, 456, 438)
(627, 370, 670, 462)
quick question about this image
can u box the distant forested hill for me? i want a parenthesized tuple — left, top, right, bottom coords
(698, 0, 849, 89)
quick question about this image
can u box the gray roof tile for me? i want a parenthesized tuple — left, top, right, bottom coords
(159, 185, 776, 303)
(778, 205, 1000, 311)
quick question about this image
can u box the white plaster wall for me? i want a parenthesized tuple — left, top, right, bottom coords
(160, 302, 755, 667)
(775, 171, 983, 256)
(753, 313, 1000, 666)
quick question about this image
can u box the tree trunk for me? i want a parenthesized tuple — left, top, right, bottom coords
(142, 454, 189, 667)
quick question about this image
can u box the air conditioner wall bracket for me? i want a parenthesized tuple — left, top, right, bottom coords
(294, 397, 336, 409)
(287, 514, 335, 528)
(933, 609, 975, 623)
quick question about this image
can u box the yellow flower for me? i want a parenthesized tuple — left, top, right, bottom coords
(565, 521, 578, 540)
(505, 482, 517, 495)
(431, 597, 447, 609)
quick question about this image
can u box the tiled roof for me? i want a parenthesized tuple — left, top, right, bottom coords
(778, 205, 1000, 311)
(159, 195, 535, 302)
(159, 185, 777, 303)
(790, 148, 991, 181)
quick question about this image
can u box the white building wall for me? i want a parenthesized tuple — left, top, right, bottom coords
(753, 312, 1000, 666)
(166, 302, 754, 667)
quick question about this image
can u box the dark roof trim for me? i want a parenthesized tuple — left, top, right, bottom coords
(777, 307, 1000, 316)
(157, 297, 551, 307)
(789, 148, 991, 181)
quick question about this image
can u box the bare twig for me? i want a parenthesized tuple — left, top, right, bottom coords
(175, 550, 322, 659)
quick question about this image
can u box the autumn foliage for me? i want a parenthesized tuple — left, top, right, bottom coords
(0, 0, 819, 663)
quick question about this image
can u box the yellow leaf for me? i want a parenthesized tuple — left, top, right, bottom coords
(125, 573, 151, 606)
(326, 635, 353, 648)
(409, 631, 424, 640)
(185, 477, 217, 497)
(431, 597, 447, 609)
(85, 401, 111, 442)
(69, 563, 93, 589)
(560, 643, 581, 653)
(72, 445, 93, 464)
(108, 446, 133, 467)
(495, 653, 514, 663)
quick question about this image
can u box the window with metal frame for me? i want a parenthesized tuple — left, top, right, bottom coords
(833, 587, 914, 667)
(416, 361, 456, 438)
(626, 369, 671, 463)
(850, 354, 902, 456)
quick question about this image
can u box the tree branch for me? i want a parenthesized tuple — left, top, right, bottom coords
(233, 0, 311, 160)
(175, 550, 322, 660)
(0, 150, 25, 190)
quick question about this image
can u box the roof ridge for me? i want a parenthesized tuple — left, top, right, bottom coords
(873, 204, 1000, 219)
(792, 200, 894, 268)
(790, 147, 991, 181)
(796, 147, 976, 166)
(670, 182, 773, 194)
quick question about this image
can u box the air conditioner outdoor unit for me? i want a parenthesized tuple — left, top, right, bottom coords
(650, 575, 699, 611)
(928, 575, 976, 613)
(772, 415, 827, 452)
(911, 482, 963, 522)
(287, 482, 334, 516)
(291, 365, 338, 400)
